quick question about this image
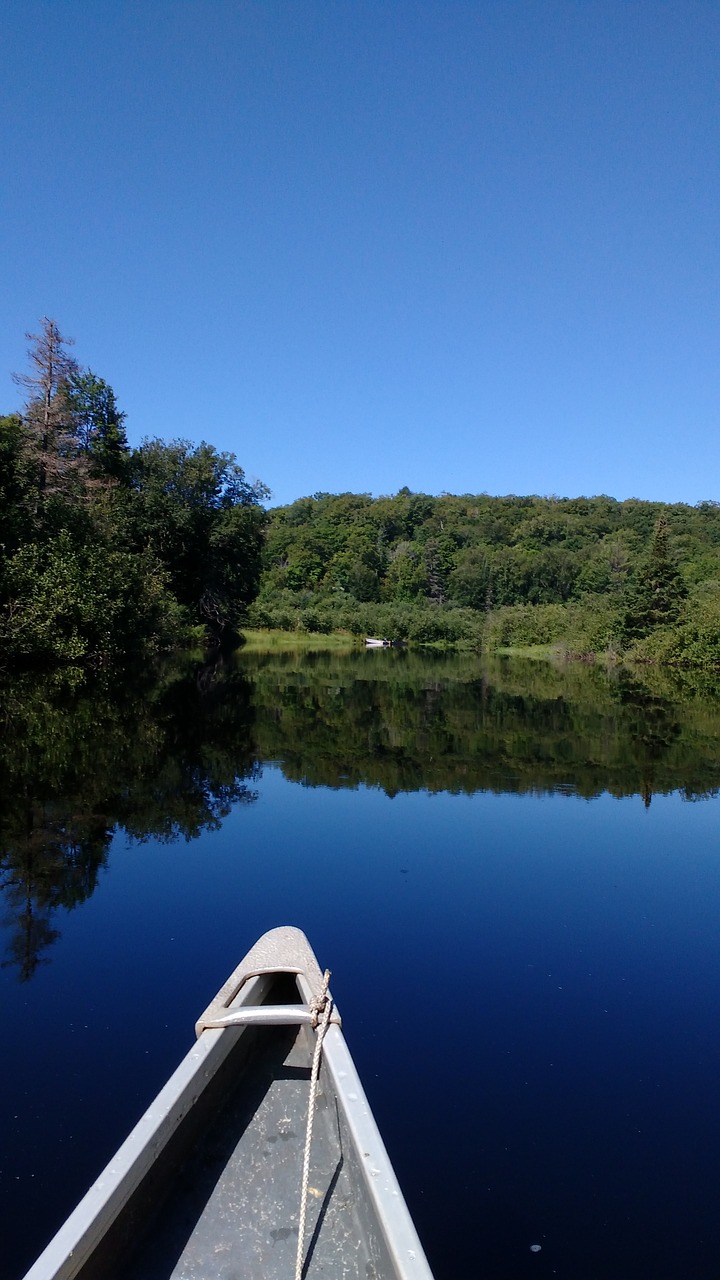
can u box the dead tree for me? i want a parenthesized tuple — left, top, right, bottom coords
(12, 317, 81, 496)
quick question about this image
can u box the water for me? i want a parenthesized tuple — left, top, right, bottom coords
(2, 649, 720, 1279)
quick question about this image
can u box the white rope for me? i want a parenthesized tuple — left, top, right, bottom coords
(294, 969, 332, 1280)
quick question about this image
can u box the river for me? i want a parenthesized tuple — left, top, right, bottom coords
(2, 647, 720, 1279)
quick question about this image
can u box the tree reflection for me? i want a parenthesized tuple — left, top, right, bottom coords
(4, 647, 720, 980)
(239, 648, 720, 803)
(0, 658, 259, 980)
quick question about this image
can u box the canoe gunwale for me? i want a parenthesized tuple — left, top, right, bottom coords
(22, 926, 434, 1280)
(22, 970, 274, 1280)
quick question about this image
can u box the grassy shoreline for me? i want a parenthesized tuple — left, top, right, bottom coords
(238, 628, 357, 651)
(237, 628, 720, 675)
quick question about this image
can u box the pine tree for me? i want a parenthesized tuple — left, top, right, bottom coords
(622, 514, 688, 641)
(65, 371, 129, 481)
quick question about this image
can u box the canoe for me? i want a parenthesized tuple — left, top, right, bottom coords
(24, 927, 434, 1280)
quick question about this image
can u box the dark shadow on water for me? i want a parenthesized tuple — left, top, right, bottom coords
(0, 654, 259, 980)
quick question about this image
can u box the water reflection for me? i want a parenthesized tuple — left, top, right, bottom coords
(0, 657, 259, 980)
(242, 648, 720, 802)
(2, 648, 720, 979)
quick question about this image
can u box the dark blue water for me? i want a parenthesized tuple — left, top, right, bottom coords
(2, 655, 720, 1279)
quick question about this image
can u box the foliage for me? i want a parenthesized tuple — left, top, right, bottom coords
(626, 583, 720, 668)
(128, 438, 269, 639)
(246, 592, 484, 647)
(65, 370, 130, 480)
(1, 323, 268, 665)
(0, 533, 179, 661)
(4, 320, 720, 668)
(0, 414, 36, 555)
(621, 515, 688, 641)
(254, 490, 720, 666)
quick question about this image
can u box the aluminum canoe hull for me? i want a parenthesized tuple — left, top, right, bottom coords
(23, 927, 434, 1280)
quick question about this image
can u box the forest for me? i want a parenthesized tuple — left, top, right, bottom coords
(250, 487, 720, 667)
(0, 319, 268, 665)
(2, 319, 720, 669)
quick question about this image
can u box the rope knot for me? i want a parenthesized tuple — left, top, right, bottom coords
(309, 968, 332, 1028)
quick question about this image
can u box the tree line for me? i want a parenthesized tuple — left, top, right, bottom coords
(3, 319, 719, 668)
(249, 487, 720, 665)
(1, 319, 268, 665)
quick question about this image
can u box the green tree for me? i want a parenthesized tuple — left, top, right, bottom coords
(0, 532, 179, 662)
(622, 515, 688, 641)
(381, 541, 427, 601)
(0, 414, 36, 557)
(2, 322, 271, 665)
(65, 370, 130, 480)
(448, 546, 492, 609)
(129, 439, 269, 640)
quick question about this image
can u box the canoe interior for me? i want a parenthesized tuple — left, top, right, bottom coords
(72, 974, 396, 1280)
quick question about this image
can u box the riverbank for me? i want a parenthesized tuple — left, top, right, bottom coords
(239, 628, 356, 651)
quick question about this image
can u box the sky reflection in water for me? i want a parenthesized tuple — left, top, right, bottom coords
(2, 652, 720, 1279)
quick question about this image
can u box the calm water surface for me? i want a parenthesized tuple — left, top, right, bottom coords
(2, 650, 720, 1279)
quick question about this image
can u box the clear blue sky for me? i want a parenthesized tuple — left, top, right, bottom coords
(1, 1, 718, 508)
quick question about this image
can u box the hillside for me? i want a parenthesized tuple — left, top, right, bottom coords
(249, 490, 720, 665)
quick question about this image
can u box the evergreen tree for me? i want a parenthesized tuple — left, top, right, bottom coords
(622, 515, 688, 641)
(65, 371, 130, 481)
